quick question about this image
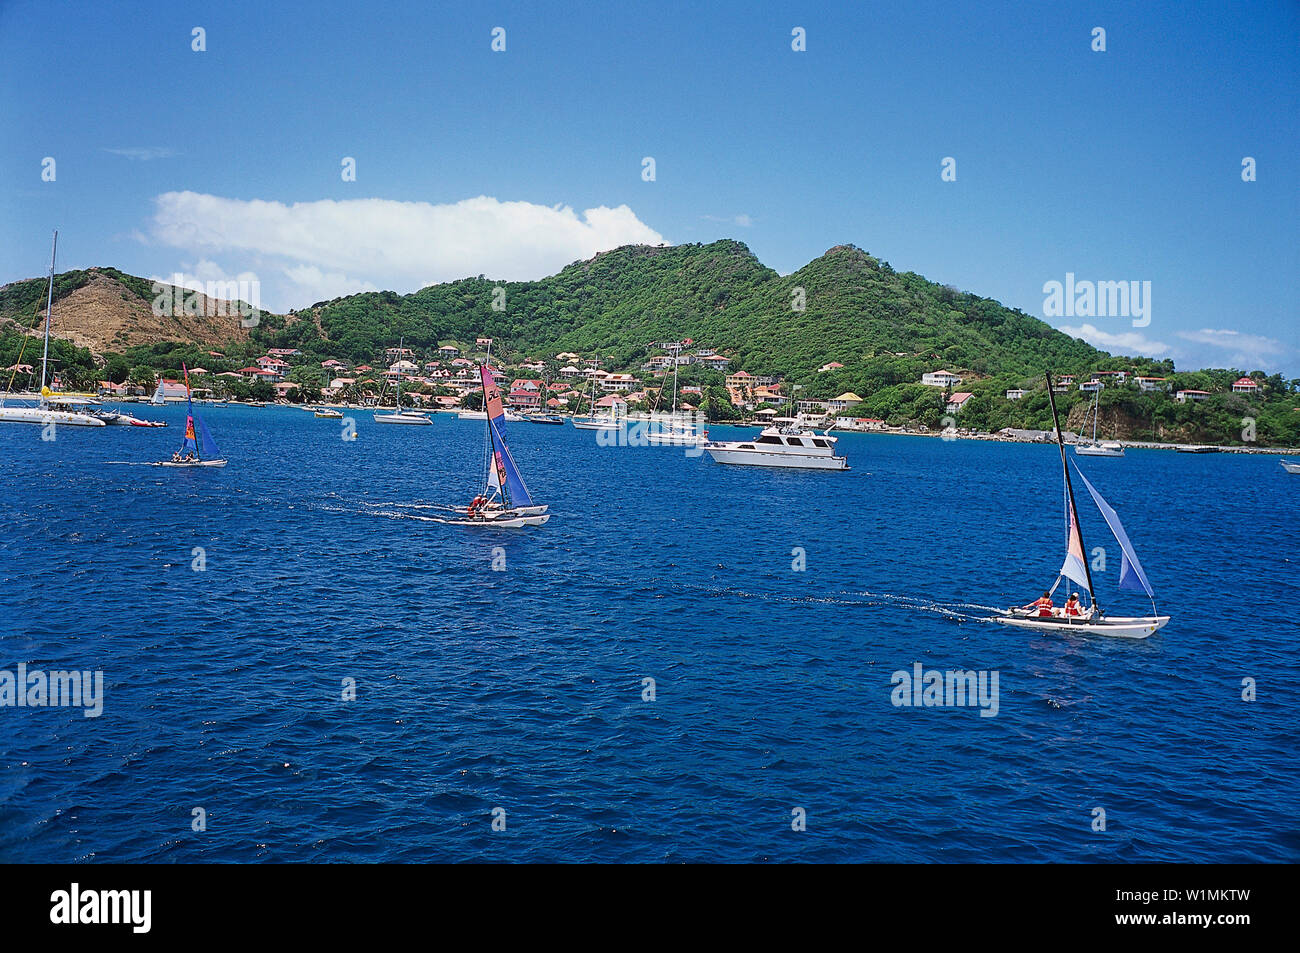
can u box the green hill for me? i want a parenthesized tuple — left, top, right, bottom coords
(2, 240, 1296, 444)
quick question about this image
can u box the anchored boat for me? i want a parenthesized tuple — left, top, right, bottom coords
(995, 371, 1168, 638)
(0, 231, 106, 428)
(704, 424, 849, 470)
(373, 338, 432, 425)
(1074, 383, 1125, 457)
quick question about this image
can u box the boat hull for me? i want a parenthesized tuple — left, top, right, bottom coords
(0, 407, 106, 427)
(1075, 444, 1125, 457)
(158, 459, 228, 468)
(705, 446, 848, 470)
(571, 417, 621, 430)
(373, 413, 432, 425)
(1280, 460, 1300, 474)
(994, 612, 1170, 639)
(438, 512, 550, 528)
(646, 431, 706, 447)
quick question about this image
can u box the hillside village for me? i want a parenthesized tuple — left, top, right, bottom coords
(51, 334, 1291, 447)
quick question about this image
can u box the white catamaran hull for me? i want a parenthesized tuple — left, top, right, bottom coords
(1280, 460, 1300, 474)
(440, 512, 550, 528)
(995, 612, 1170, 639)
(158, 459, 228, 468)
(0, 406, 106, 427)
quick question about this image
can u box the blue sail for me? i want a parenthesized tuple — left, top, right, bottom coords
(1072, 465, 1155, 597)
(488, 417, 534, 507)
(196, 413, 221, 460)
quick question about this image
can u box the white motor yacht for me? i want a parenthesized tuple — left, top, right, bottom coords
(704, 426, 849, 469)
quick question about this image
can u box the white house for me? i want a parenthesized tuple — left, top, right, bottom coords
(1175, 389, 1211, 403)
(1079, 380, 1103, 393)
(826, 392, 863, 412)
(1232, 377, 1260, 394)
(946, 392, 975, 413)
(922, 370, 962, 387)
(1136, 376, 1168, 392)
(1005, 389, 1027, 401)
(601, 374, 637, 392)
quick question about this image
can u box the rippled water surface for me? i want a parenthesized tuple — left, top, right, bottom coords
(1, 405, 1296, 862)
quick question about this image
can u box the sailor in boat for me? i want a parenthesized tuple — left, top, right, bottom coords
(1025, 592, 1054, 618)
(171, 451, 181, 463)
(466, 495, 486, 518)
(1063, 592, 1084, 618)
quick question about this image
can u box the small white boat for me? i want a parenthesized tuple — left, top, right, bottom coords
(436, 512, 550, 528)
(458, 410, 488, 420)
(994, 371, 1168, 639)
(1279, 459, 1300, 474)
(1073, 385, 1124, 456)
(314, 407, 343, 419)
(158, 458, 228, 468)
(995, 610, 1169, 639)
(373, 337, 431, 424)
(523, 414, 565, 425)
(1076, 441, 1125, 457)
(443, 356, 550, 529)
(571, 415, 622, 430)
(705, 426, 849, 469)
(373, 410, 431, 425)
(157, 364, 227, 467)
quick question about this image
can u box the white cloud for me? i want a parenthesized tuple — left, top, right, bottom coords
(1058, 323, 1171, 358)
(147, 192, 668, 309)
(104, 147, 180, 161)
(1061, 322, 1291, 373)
(1174, 328, 1287, 371)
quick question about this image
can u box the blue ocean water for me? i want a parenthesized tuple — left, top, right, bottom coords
(1, 405, 1296, 863)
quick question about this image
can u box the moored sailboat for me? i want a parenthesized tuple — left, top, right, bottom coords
(0, 231, 106, 428)
(995, 371, 1168, 638)
(373, 338, 432, 425)
(1074, 383, 1125, 457)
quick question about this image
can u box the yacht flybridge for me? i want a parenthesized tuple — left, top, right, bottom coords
(0, 231, 106, 428)
(704, 425, 849, 470)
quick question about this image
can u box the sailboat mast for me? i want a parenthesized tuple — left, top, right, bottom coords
(40, 230, 57, 396)
(1046, 371, 1100, 613)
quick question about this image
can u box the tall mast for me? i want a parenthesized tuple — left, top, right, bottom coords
(670, 342, 680, 416)
(1046, 371, 1100, 613)
(40, 230, 57, 397)
(395, 336, 403, 409)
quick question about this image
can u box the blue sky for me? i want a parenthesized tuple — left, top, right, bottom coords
(1, 0, 1296, 373)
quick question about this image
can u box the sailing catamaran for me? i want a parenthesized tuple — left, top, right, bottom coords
(996, 371, 1168, 638)
(157, 364, 227, 467)
(0, 230, 105, 428)
(440, 362, 549, 527)
(374, 339, 432, 425)
(1075, 383, 1125, 457)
